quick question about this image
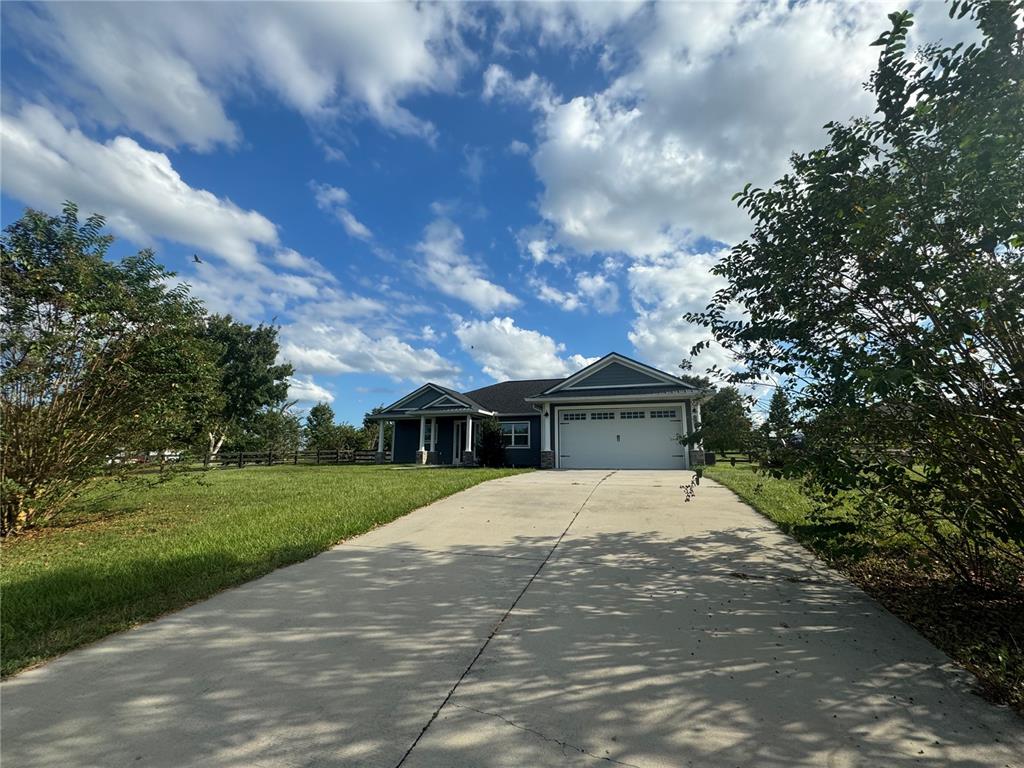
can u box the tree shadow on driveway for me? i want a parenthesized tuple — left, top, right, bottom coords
(3, 525, 1021, 768)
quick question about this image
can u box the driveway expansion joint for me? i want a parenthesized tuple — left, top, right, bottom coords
(393, 471, 616, 768)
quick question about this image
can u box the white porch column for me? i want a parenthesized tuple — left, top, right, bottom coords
(464, 414, 473, 453)
(418, 416, 426, 451)
(430, 418, 436, 451)
(541, 405, 551, 451)
(377, 419, 385, 452)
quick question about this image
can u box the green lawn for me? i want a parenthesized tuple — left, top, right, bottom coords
(1, 465, 528, 677)
(705, 462, 1024, 713)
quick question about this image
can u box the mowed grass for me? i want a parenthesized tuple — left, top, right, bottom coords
(703, 463, 887, 562)
(1, 465, 529, 677)
(705, 462, 1024, 712)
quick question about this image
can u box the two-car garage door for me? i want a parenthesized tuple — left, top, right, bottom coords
(557, 406, 686, 469)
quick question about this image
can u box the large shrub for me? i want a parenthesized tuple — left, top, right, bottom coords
(689, 1, 1024, 586)
(1, 205, 219, 533)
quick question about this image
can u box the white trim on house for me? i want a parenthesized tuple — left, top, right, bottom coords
(527, 391, 702, 404)
(540, 352, 696, 395)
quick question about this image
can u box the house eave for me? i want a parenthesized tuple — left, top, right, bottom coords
(525, 391, 704, 404)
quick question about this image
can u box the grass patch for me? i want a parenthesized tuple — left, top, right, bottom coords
(1, 465, 528, 677)
(705, 463, 1024, 714)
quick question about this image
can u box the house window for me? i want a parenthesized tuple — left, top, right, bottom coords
(650, 409, 677, 419)
(501, 421, 530, 448)
(590, 411, 616, 420)
(563, 412, 586, 421)
(620, 410, 645, 419)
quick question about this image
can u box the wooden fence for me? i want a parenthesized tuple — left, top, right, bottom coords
(208, 449, 391, 469)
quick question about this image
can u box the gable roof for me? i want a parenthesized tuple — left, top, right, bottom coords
(462, 378, 564, 415)
(378, 382, 484, 415)
(538, 352, 696, 395)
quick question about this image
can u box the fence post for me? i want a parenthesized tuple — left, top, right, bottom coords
(238, 451, 243, 469)
(267, 449, 273, 466)
(335, 448, 341, 464)
(203, 453, 210, 470)
(316, 449, 320, 465)
(294, 451, 298, 465)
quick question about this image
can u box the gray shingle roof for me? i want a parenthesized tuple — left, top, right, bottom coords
(462, 378, 564, 414)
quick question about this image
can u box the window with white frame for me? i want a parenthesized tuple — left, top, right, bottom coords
(650, 409, 677, 419)
(563, 412, 586, 421)
(501, 421, 530, 448)
(590, 411, 616, 420)
(620, 410, 645, 419)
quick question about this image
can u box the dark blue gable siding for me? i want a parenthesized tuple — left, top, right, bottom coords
(567, 361, 663, 388)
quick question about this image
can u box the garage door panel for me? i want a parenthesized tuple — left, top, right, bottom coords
(557, 407, 686, 469)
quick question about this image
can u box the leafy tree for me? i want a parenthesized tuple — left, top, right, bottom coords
(700, 387, 754, 455)
(223, 405, 301, 454)
(303, 403, 363, 452)
(304, 402, 337, 451)
(688, 1, 1024, 585)
(333, 423, 363, 451)
(476, 417, 505, 468)
(678, 359, 714, 390)
(762, 388, 794, 443)
(0, 204, 219, 533)
(201, 315, 293, 455)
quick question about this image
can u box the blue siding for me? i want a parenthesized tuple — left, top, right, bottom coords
(500, 415, 541, 467)
(568, 361, 662, 388)
(393, 420, 419, 463)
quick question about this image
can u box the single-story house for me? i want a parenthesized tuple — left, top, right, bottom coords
(369, 352, 708, 469)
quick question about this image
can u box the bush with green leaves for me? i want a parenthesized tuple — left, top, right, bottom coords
(1, 205, 219, 533)
(476, 417, 506, 468)
(689, 1, 1024, 586)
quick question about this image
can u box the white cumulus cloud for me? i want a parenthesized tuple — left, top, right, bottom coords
(4, 2, 473, 149)
(454, 316, 596, 381)
(416, 219, 519, 314)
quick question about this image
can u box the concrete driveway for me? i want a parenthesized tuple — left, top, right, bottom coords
(3, 471, 1020, 767)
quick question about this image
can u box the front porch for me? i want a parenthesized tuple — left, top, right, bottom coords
(374, 413, 486, 466)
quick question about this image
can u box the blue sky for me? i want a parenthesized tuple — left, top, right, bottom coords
(0, 1, 966, 424)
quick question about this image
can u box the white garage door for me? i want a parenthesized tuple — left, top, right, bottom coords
(557, 406, 687, 469)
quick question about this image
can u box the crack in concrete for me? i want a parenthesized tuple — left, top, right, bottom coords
(393, 471, 617, 768)
(449, 702, 642, 767)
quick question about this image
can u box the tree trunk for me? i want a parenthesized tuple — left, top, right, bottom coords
(208, 431, 226, 457)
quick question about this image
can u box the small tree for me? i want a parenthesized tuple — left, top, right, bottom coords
(700, 387, 754, 455)
(224, 405, 301, 454)
(476, 417, 505, 468)
(201, 315, 293, 456)
(304, 402, 337, 451)
(1, 204, 219, 533)
(762, 388, 794, 444)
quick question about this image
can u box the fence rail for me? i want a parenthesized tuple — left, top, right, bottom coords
(208, 449, 391, 468)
